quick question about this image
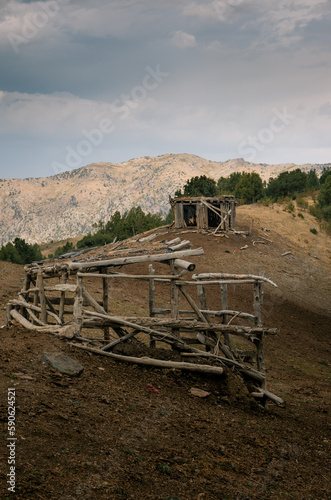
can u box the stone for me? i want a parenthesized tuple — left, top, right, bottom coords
(42, 352, 84, 376)
(189, 387, 210, 398)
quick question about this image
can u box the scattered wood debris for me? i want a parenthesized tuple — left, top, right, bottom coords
(281, 251, 293, 257)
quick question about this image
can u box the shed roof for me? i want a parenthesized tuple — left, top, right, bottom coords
(171, 195, 236, 204)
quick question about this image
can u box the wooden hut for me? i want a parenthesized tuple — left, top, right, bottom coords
(170, 195, 236, 231)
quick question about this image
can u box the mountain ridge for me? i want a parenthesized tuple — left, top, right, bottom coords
(0, 153, 329, 245)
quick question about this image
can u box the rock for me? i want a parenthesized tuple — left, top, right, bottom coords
(189, 387, 210, 398)
(42, 352, 84, 376)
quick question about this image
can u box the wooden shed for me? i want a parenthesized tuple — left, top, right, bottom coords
(170, 195, 236, 231)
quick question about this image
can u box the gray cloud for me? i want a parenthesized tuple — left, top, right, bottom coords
(0, 0, 330, 178)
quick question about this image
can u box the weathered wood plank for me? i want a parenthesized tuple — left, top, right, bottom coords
(69, 248, 204, 270)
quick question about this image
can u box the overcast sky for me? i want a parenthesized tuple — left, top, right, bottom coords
(0, 0, 330, 179)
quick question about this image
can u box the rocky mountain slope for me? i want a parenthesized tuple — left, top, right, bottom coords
(0, 153, 328, 244)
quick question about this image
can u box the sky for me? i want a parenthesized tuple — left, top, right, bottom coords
(0, 0, 330, 179)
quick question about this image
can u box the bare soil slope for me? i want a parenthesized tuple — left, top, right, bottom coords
(0, 205, 330, 500)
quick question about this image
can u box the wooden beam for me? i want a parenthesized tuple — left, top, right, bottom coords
(71, 343, 224, 376)
(69, 248, 204, 270)
(193, 273, 277, 288)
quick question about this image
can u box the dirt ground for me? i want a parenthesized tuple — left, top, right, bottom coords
(1, 204, 330, 499)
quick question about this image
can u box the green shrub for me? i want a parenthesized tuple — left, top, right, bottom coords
(296, 197, 309, 210)
(287, 202, 295, 213)
(77, 206, 168, 249)
(310, 228, 318, 235)
(176, 175, 218, 198)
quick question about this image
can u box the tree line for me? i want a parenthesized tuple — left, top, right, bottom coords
(175, 168, 331, 229)
(76, 206, 172, 249)
(175, 168, 330, 203)
(0, 238, 42, 265)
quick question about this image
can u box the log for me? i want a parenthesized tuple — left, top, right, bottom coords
(9, 310, 77, 338)
(166, 237, 181, 246)
(180, 352, 265, 382)
(192, 273, 278, 288)
(151, 308, 195, 316)
(176, 280, 257, 286)
(200, 309, 255, 321)
(82, 288, 108, 315)
(10, 309, 59, 332)
(70, 343, 224, 375)
(102, 329, 139, 351)
(138, 233, 157, 243)
(25, 307, 47, 326)
(69, 248, 204, 270)
(253, 240, 266, 246)
(82, 310, 199, 350)
(178, 286, 208, 323)
(168, 240, 192, 251)
(77, 272, 181, 280)
(250, 388, 284, 406)
(25, 284, 78, 293)
(82, 314, 277, 338)
(164, 259, 196, 272)
(9, 299, 62, 325)
(200, 199, 223, 218)
(173, 286, 232, 359)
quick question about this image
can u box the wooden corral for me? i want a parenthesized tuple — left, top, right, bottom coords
(170, 195, 236, 231)
(6, 228, 283, 406)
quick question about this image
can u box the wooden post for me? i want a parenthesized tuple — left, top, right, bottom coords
(231, 200, 236, 229)
(197, 284, 211, 351)
(170, 260, 180, 339)
(59, 269, 68, 324)
(175, 202, 184, 229)
(253, 282, 262, 327)
(149, 264, 156, 348)
(101, 267, 110, 341)
(197, 284, 208, 321)
(73, 275, 84, 337)
(6, 304, 12, 327)
(221, 284, 232, 348)
(36, 272, 47, 324)
(254, 281, 265, 388)
(20, 273, 31, 318)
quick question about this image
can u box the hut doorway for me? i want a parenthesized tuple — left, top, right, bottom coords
(183, 204, 197, 227)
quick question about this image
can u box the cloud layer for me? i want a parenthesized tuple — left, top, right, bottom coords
(0, 0, 330, 178)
